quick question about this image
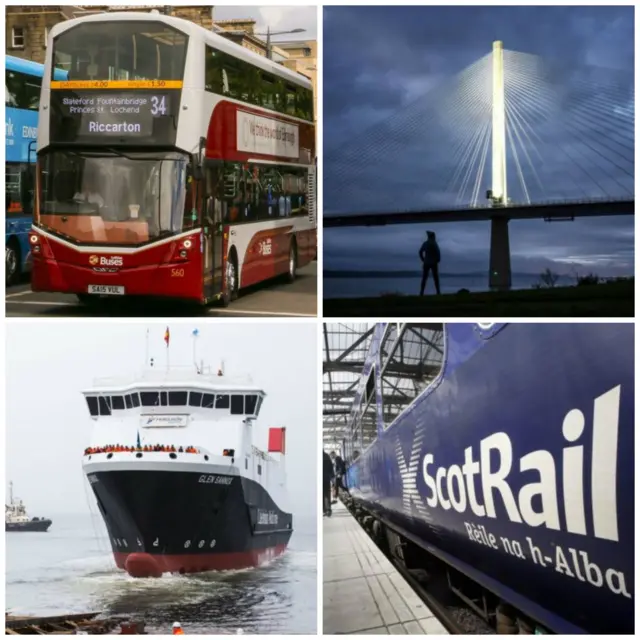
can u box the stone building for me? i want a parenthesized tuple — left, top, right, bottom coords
(6, 5, 214, 64)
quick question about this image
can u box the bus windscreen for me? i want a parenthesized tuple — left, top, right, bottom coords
(51, 21, 188, 82)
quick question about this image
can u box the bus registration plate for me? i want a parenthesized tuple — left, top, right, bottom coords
(88, 285, 125, 295)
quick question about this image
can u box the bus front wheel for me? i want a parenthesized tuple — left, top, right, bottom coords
(5, 241, 20, 286)
(286, 242, 297, 283)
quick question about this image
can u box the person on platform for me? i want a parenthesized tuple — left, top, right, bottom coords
(330, 451, 349, 499)
(419, 230, 441, 295)
(323, 450, 334, 517)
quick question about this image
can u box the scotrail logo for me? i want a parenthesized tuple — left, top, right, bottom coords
(399, 386, 622, 542)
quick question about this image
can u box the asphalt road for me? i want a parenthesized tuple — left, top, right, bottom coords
(6, 262, 317, 318)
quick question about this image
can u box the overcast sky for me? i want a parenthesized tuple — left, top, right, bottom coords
(6, 322, 317, 519)
(323, 6, 634, 276)
(213, 5, 316, 41)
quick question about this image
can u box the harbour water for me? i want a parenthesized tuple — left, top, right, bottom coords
(6, 512, 317, 634)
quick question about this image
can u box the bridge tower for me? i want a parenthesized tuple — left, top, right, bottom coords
(488, 40, 512, 291)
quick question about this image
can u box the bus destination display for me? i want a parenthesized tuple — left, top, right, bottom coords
(55, 92, 170, 137)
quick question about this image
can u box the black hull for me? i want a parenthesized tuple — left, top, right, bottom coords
(6, 519, 52, 532)
(86, 469, 292, 576)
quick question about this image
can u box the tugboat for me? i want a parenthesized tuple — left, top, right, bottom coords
(6, 482, 52, 532)
(81, 353, 293, 578)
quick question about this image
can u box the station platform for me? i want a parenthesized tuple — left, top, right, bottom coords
(323, 501, 448, 635)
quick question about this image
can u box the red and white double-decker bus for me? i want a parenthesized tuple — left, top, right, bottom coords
(31, 11, 316, 305)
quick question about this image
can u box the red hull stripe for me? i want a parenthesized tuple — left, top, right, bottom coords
(114, 544, 288, 577)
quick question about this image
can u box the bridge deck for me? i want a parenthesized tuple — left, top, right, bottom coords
(323, 501, 448, 635)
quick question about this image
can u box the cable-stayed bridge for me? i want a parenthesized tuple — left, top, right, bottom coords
(324, 42, 634, 290)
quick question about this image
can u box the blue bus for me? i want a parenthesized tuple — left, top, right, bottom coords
(5, 56, 66, 284)
(6, 55, 44, 284)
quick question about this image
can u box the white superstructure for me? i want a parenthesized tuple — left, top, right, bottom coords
(81, 366, 289, 512)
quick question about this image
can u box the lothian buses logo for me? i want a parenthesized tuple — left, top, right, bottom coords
(89, 255, 124, 267)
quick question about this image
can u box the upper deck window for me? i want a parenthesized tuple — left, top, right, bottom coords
(52, 21, 188, 82)
(230, 395, 244, 415)
(245, 395, 258, 414)
(111, 395, 125, 410)
(169, 391, 188, 406)
(189, 391, 203, 407)
(202, 393, 214, 409)
(140, 391, 159, 407)
(86, 396, 99, 417)
(98, 396, 111, 416)
(215, 394, 230, 409)
(204, 45, 313, 121)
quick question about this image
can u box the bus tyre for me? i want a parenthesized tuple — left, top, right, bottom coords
(226, 255, 239, 302)
(286, 243, 297, 283)
(5, 242, 20, 286)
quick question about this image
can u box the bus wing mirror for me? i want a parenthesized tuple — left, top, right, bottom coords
(190, 154, 203, 181)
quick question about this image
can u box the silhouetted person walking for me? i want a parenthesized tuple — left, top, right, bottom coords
(419, 230, 441, 295)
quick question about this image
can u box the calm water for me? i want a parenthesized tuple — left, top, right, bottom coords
(324, 273, 577, 298)
(7, 512, 316, 634)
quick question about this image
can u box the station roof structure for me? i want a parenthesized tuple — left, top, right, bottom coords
(323, 323, 445, 452)
(322, 323, 374, 451)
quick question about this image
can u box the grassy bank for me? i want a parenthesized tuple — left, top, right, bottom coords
(323, 279, 634, 317)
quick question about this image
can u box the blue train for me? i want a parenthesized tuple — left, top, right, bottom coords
(341, 323, 633, 634)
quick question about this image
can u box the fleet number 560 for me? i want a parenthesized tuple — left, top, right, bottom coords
(171, 268, 185, 277)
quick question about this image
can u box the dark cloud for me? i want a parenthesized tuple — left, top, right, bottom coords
(323, 6, 634, 276)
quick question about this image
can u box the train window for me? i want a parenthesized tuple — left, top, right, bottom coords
(86, 396, 99, 417)
(231, 395, 244, 415)
(361, 403, 377, 450)
(359, 367, 377, 450)
(189, 391, 203, 407)
(350, 412, 362, 453)
(111, 395, 125, 410)
(202, 393, 214, 409)
(381, 323, 444, 429)
(365, 367, 375, 405)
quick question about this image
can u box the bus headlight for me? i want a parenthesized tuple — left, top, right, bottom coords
(30, 234, 39, 244)
(179, 250, 188, 258)
(183, 239, 192, 249)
